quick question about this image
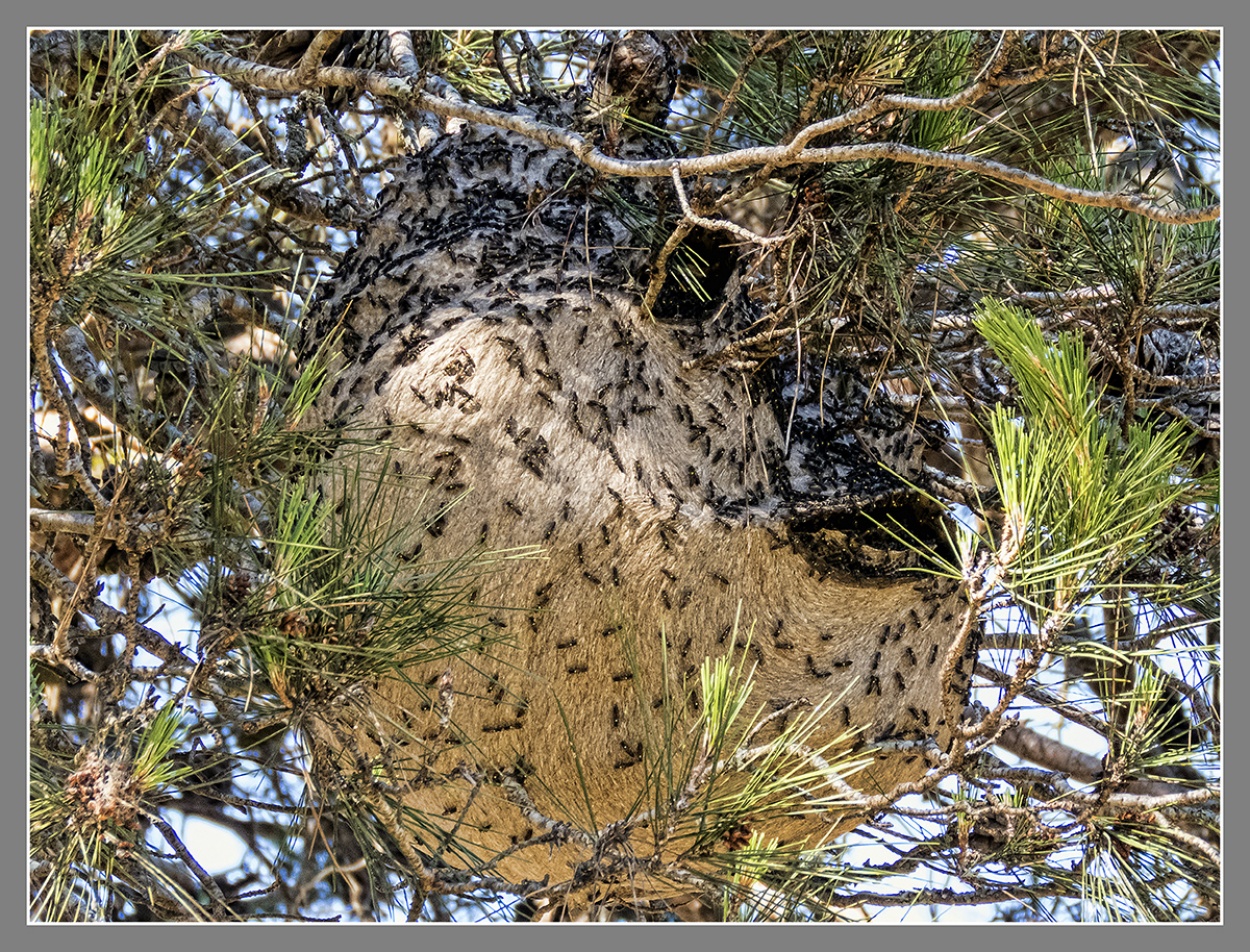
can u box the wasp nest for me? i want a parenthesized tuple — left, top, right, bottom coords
(297, 115, 973, 904)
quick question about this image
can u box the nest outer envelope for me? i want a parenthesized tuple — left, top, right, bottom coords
(299, 121, 973, 901)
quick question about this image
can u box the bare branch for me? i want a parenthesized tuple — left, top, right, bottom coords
(670, 165, 787, 247)
(29, 508, 165, 541)
(975, 662, 1112, 739)
(794, 142, 1219, 226)
(30, 551, 193, 669)
(386, 30, 421, 79)
(639, 218, 693, 319)
(147, 811, 234, 919)
(294, 31, 344, 87)
(833, 880, 1077, 909)
(171, 94, 340, 226)
(29, 644, 97, 683)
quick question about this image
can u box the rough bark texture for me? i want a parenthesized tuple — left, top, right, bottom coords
(298, 117, 973, 903)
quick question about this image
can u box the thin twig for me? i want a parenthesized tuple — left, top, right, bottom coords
(498, 773, 595, 850)
(639, 219, 692, 319)
(148, 810, 235, 918)
(670, 164, 788, 247)
(975, 661, 1112, 739)
(492, 31, 523, 104)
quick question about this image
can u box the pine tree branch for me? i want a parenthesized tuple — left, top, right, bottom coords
(54, 324, 190, 454)
(833, 879, 1077, 909)
(29, 508, 167, 542)
(146, 809, 235, 919)
(670, 164, 787, 247)
(994, 723, 1212, 803)
(31, 30, 344, 228)
(795, 144, 1219, 226)
(699, 30, 789, 156)
(386, 30, 421, 80)
(498, 773, 596, 850)
(1054, 783, 1218, 813)
(170, 94, 341, 226)
(30, 550, 193, 669)
(153, 32, 1220, 227)
(975, 662, 1112, 739)
(293, 31, 345, 87)
(929, 300, 1219, 333)
(1151, 811, 1221, 867)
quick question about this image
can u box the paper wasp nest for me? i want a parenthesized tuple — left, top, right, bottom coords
(297, 115, 973, 904)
